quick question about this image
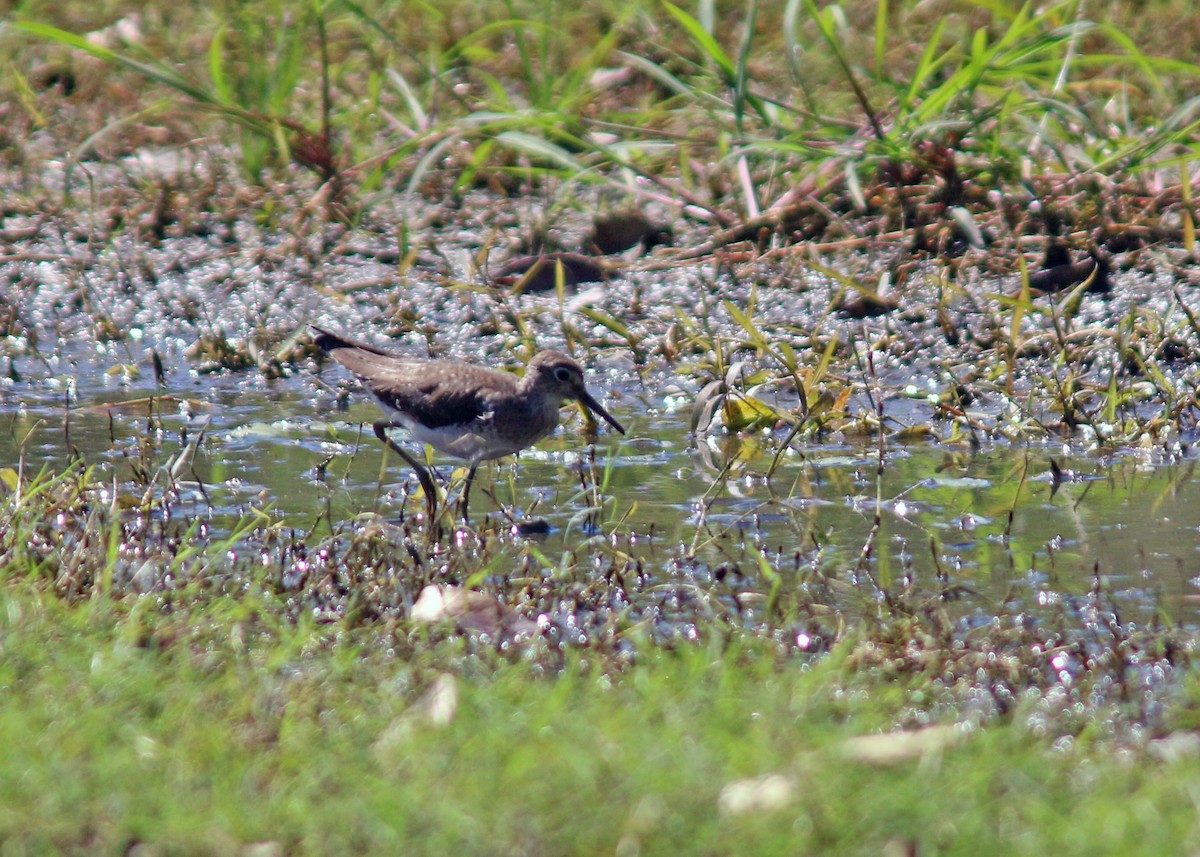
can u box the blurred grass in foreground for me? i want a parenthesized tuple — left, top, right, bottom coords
(2, 579, 1199, 855)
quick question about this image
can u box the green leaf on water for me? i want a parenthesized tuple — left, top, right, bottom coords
(723, 393, 778, 432)
(577, 305, 635, 344)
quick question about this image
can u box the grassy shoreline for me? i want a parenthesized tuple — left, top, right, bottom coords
(4, 588, 1199, 855)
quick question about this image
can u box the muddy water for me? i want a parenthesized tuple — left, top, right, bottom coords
(3, 364, 1199, 627)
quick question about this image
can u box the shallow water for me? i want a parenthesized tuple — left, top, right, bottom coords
(4, 361, 1199, 629)
(2, 166, 1198, 633)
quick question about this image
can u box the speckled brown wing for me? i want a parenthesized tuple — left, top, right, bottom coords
(369, 368, 504, 429)
(313, 327, 519, 429)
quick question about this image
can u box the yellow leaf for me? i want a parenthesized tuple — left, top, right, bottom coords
(723, 394, 778, 431)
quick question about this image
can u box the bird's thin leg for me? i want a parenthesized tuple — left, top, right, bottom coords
(373, 422, 438, 521)
(458, 462, 479, 522)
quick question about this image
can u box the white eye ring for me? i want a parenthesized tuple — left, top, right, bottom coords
(554, 366, 572, 382)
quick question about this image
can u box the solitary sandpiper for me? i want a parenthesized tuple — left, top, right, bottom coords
(311, 326, 625, 519)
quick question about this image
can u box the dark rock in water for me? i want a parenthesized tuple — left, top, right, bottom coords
(512, 518, 552, 537)
(586, 210, 673, 255)
(1029, 242, 1111, 294)
(492, 252, 614, 293)
(836, 292, 899, 318)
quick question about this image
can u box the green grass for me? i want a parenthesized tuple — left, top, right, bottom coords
(10, 0, 1200, 212)
(2, 585, 1198, 855)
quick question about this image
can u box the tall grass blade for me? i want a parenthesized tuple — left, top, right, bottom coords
(662, 1, 736, 85)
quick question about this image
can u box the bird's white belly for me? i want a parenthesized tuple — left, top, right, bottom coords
(395, 414, 556, 462)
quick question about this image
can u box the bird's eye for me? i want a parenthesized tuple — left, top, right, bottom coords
(554, 366, 572, 382)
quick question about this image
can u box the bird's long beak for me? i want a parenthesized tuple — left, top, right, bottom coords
(577, 389, 625, 435)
